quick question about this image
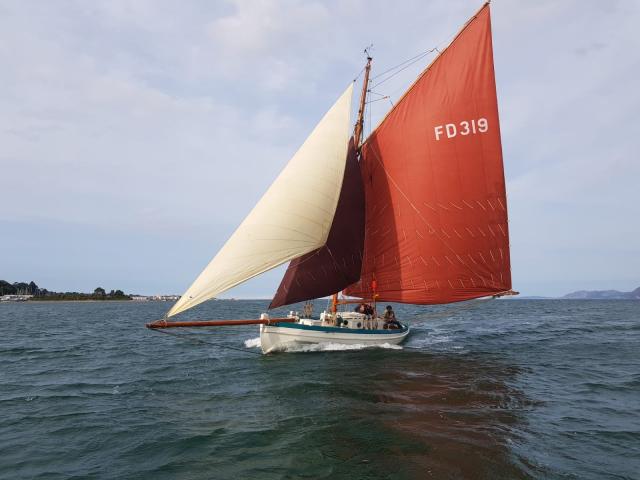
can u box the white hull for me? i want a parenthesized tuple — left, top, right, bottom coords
(259, 322, 410, 354)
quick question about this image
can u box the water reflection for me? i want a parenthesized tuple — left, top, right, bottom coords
(278, 350, 538, 479)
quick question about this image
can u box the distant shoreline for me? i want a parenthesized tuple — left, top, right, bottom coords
(29, 298, 131, 302)
(1, 298, 180, 304)
(29, 299, 134, 303)
(3, 298, 639, 306)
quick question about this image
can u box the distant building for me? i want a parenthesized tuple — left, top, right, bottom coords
(151, 295, 180, 301)
(129, 295, 180, 302)
(0, 295, 33, 302)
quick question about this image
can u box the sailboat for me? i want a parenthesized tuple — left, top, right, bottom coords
(147, 2, 517, 353)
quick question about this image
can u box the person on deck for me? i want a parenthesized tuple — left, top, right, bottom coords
(383, 305, 402, 329)
(363, 304, 374, 316)
(355, 303, 375, 329)
(364, 303, 375, 328)
(354, 303, 365, 328)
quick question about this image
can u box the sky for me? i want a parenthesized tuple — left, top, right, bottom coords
(1, 0, 639, 298)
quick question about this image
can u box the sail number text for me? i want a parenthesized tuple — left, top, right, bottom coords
(434, 118, 488, 141)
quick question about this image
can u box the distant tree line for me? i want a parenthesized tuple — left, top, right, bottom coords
(0, 280, 131, 301)
(0, 280, 40, 295)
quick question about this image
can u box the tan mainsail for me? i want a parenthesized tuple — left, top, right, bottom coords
(167, 84, 354, 317)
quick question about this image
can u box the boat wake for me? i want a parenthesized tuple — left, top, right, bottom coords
(283, 342, 403, 353)
(406, 332, 452, 347)
(244, 337, 261, 349)
(244, 336, 402, 353)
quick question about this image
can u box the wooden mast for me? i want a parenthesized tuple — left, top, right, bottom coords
(354, 54, 372, 148)
(331, 53, 372, 314)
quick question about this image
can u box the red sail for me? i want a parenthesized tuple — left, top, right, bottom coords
(270, 138, 364, 308)
(345, 4, 512, 304)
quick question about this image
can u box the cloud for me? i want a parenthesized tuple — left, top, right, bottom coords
(1, 0, 639, 297)
(488, 0, 640, 294)
(207, 0, 330, 56)
(0, 1, 303, 233)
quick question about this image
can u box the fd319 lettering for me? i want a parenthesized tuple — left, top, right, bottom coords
(434, 118, 488, 141)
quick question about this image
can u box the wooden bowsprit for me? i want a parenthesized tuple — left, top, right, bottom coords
(145, 318, 297, 329)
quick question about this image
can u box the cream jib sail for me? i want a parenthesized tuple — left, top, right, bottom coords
(167, 84, 354, 317)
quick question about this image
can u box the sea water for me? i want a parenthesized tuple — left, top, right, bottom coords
(1, 299, 638, 479)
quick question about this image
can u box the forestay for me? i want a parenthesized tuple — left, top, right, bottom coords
(168, 84, 354, 317)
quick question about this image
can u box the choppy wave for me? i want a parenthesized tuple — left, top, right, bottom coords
(1, 299, 639, 480)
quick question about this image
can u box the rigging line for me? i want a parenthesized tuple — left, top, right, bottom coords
(371, 48, 437, 80)
(368, 89, 372, 137)
(376, 4, 482, 82)
(370, 51, 434, 90)
(150, 327, 263, 356)
(367, 3, 490, 133)
(352, 64, 366, 83)
(366, 96, 390, 105)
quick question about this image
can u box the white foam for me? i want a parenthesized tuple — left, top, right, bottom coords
(406, 335, 451, 348)
(278, 342, 403, 353)
(244, 337, 261, 349)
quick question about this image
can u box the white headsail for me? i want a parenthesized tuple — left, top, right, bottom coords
(167, 84, 354, 317)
